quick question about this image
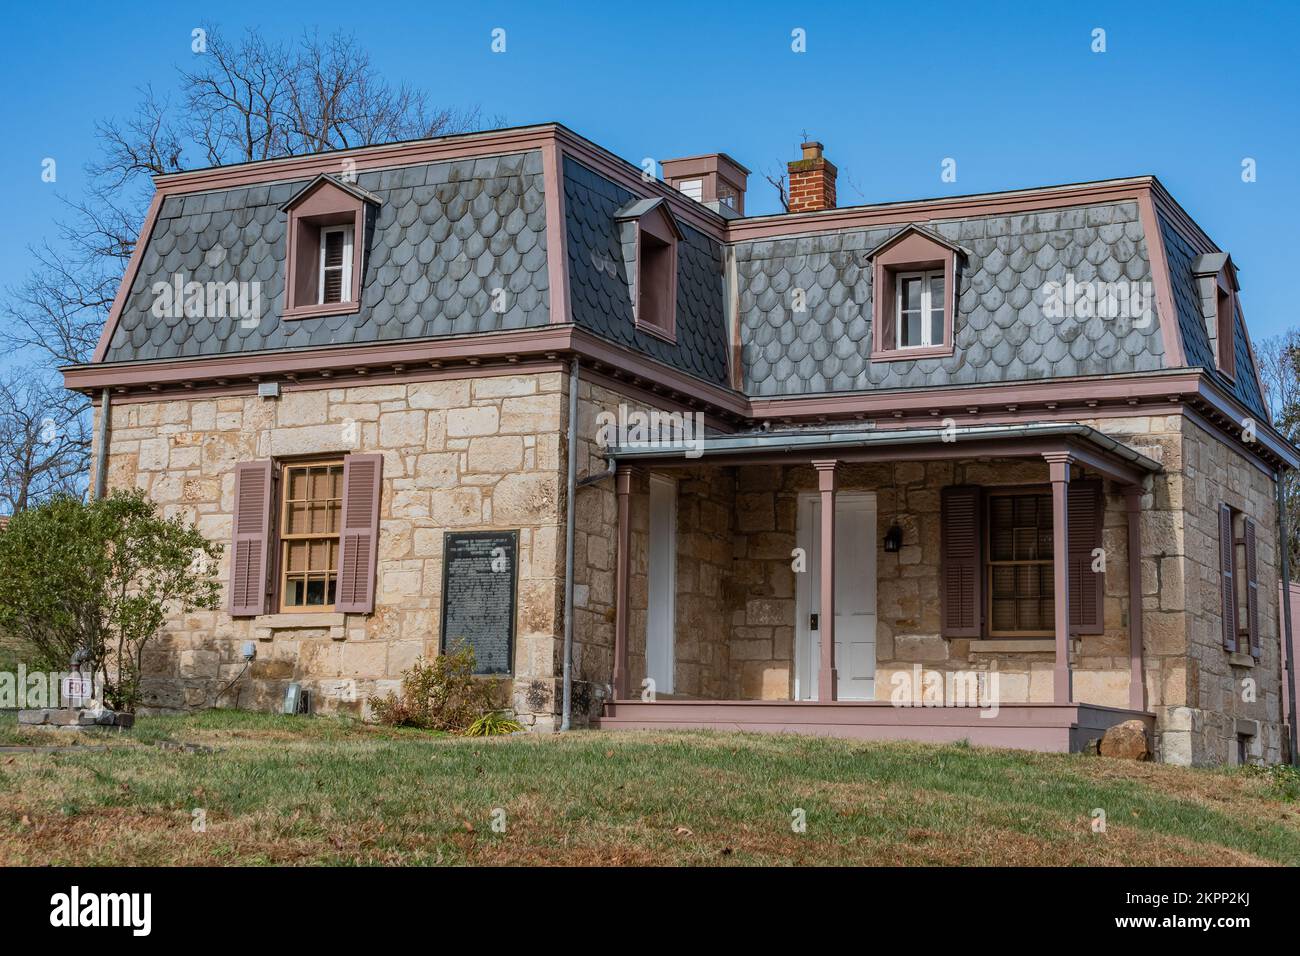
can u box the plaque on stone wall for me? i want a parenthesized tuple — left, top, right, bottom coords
(440, 531, 519, 675)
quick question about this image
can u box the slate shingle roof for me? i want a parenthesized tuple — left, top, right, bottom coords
(103, 151, 550, 362)
(1157, 213, 1266, 417)
(563, 158, 729, 386)
(736, 201, 1164, 396)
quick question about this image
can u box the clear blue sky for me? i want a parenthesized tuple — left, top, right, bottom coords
(2, 0, 1297, 344)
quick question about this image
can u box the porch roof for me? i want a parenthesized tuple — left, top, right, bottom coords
(608, 422, 1162, 486)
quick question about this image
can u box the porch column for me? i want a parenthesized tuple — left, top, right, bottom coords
(612, 465, 636, 700)
(1125, 485, 1147, 711)
(813, 459, 838, 702)
(1045, 452, 1073, 704)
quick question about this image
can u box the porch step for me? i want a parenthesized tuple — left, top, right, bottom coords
(595, 700, 1152, 754)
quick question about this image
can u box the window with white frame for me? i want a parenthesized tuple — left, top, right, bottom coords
(895, 270, 945, 348)
(319, 226, 354, 304)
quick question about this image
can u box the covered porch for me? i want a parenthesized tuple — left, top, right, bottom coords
(593, 423, 1161, 752)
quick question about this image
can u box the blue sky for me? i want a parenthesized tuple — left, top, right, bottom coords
(2, 0, 1297, 345)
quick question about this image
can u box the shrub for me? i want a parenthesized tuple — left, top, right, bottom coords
(368, 647, 498, 733)
(0, 491, 222, 712)
(465, 711, 523, 737)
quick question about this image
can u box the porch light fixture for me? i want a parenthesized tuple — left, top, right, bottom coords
(883, 523, 903, 553)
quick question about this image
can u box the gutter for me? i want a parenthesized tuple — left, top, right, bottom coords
(1279, 472, 1299, 765)
(610, 422, 1163, 473)
(560, 357, 579, 732)
(92, 388, 110, 499)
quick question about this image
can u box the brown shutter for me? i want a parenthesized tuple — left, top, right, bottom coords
(1067, 480, 1104, 635)
(336, 453, 383, 614)
(1244, 516, 1261, 659)
(230, 460, 275, 617)
(941, 485, 982, 638)
(1219, 503, 1237, 652)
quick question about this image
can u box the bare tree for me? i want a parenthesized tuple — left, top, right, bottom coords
(5, 27, 487, 372)
(1258, 330, 1300, 577)
(764, 167, 790, 212)
(2, 27, 488, 495)
(0, 375, 90, 513)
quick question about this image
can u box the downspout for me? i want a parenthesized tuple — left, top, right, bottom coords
(92, 387, 111, 500)
(560, 357, 580, 731)
(1278, 471, 1299, 765)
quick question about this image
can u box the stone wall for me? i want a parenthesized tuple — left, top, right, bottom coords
(97, 371, 566, 727)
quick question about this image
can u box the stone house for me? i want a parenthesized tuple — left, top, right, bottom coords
(63, 123, 1298, 765)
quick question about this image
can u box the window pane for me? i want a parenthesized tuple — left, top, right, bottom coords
(285, 576, 306, 607)
(306, 576, 327, 606)
(900, 277, 922, 313)
(288, 468, 308, 501)
(902, 312, 921, 347)
(930, 309, 944, 346)
(928, 274, 944, 306)
(323, 231, 345, 268)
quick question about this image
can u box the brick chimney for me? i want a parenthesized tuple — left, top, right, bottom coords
(787, 141, 836, 213)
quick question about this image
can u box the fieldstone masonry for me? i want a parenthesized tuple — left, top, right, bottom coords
(97, 368, 1287, 764)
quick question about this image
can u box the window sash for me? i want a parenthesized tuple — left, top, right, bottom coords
(279, 461, 345, 612)
(895, 269, 945, 348)
(318, 226, 353, 304)
(986, 491, 1055, 637)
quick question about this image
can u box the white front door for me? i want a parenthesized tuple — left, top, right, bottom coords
(646, 474, 677, 695)
(795, 493, 877, 701)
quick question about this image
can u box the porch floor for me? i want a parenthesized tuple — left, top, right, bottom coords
(596, 700, 1153, 753)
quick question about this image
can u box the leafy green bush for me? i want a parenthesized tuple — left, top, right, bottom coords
(369, 647, 501, 733)
(465, 711, 523, 737)
(0, 491, 221, 712)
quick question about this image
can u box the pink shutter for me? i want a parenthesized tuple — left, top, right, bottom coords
(336, 453, 383, 614)
(230, 460, 275, 617)
(941, 485, 982, 638)
(1220, 504, 1237, 652)
(1244, 516, 1261, 659)
(1067, 480, 1104, 635)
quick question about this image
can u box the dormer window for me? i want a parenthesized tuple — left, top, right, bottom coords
(279, 173, 380, 320)
(868, 224, 966, 361)
(319, 226, 353, 304)
(614, 196, 683, 343)
(1192, 252, 1239, 381)
(897, 270, 945, 348)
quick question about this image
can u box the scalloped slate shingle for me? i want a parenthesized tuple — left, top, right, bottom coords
(737, 201, 1165, 397)
(104, 151, 550, 362)
(563, 158, 729, 386)
(1157, 214, 1266, 418)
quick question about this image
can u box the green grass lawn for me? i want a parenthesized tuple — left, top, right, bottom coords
(1, 709, 1297, 865)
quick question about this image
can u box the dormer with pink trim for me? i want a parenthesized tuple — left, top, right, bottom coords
(865, 223, 968, 362)
(279, 174, 382, 320)
(1192, 252, 1240, 381)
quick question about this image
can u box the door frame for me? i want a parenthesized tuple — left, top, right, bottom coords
(646, 473, 678, 696)
(794, 491, 877, 701)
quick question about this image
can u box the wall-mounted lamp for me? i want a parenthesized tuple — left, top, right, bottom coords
(883, 523, 903, 553)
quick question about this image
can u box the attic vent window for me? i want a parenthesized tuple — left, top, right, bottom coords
(319, 227, 353, 304)
(677, 178, 703, 202)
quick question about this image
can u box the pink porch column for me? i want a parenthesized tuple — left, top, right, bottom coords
(813, 460, 838, 702)
(1045, 452, 1073, 704)
(612, 465, 636, 700)
(1125, 485, 1147, 711)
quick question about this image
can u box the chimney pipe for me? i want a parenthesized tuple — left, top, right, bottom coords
(787, 141, 837, 213)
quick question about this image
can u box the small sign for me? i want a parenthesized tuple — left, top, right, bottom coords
(440, 531, 518, 675)
(61, 676, 93, 704)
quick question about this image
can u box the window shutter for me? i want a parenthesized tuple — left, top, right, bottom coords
(1244, 516, 1261, 659)
(230, 460, 275, 617)
(1219, 503, 1237, 652)
(336, 453, 383, 614)
(941, 485, 982, 638)
(1067, 480, 1104, 635)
